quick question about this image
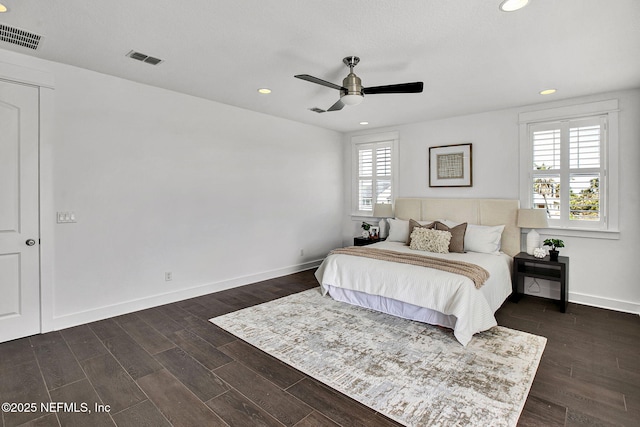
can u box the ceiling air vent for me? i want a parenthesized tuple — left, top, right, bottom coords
(126, 50, 163, 65)
(0, 24, 42, 50)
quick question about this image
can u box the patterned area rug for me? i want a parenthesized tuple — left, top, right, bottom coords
(210, 288, 546, 427)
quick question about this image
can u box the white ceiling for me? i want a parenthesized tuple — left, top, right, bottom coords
(1, 0, 639, 132)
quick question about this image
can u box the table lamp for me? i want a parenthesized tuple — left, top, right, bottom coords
(517, 209, 549, 255)
(373, 203, 393, 239)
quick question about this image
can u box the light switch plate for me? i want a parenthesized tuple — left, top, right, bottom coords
(57, 211, 77, 223)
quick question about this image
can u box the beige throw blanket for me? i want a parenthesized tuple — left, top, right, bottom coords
(329, 246, 490, 288)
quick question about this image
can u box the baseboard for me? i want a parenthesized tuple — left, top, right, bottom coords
(570, 291, 640, 315)
(46, 259, 323, 332)
(523, 278, 639, 315)
(46, 261, 637, 333)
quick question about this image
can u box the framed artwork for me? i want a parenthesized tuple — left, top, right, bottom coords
(429, 143, 472, 187)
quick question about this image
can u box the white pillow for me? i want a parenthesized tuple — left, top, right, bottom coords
(409, 228, 451, 253)
(387, 218, 410, 242)
(438, 220, 505, 254)
(465, 224, 505, 254)
(387, 218, 434, 243)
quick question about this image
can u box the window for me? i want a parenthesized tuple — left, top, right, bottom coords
(531, 117, 605, 227)
(520, 99, 619, 233)
(352, 132, 398, 216)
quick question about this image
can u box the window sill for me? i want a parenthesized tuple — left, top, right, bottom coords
(534, 227, 620, 240)
(351, 214, 375, 221)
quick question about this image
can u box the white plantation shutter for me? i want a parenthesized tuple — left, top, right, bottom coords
(358, 148, 373, 211)
(352, 133, 398, 216)
(375, 144, 392, 204)
(529, 116, 606, 228)
(533, 128, 561, 170)
(532, 125, 562, 220)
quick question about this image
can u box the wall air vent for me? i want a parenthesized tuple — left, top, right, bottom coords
(0, 24, 42, 50)
(309, 107, 326, 113)
(126, 50, 163, 65)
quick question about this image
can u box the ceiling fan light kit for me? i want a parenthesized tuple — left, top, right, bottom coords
(295, 56, 424, 112)
(341, 94, 364, 106)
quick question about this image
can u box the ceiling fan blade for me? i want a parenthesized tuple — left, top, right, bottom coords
(327, 99, 345, 112)
(362, 81, 424, 95)
(295, 74, 346, 91)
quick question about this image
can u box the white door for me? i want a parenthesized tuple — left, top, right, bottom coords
(0, 80, 40, 343)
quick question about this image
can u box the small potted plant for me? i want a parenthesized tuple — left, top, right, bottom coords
(361, 222, 372, 239)
(543, 238, 564, 261)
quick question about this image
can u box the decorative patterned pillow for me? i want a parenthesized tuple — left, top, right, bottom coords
(407, 219, 435, 245)
(409, 228, 452, 253)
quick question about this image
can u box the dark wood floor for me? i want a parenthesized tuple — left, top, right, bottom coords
(0, 270, 638, 427)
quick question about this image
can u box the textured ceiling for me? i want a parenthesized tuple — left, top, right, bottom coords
(1, 0, 639, 132)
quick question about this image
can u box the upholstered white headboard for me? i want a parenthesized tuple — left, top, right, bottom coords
(394, 198, 521, 257)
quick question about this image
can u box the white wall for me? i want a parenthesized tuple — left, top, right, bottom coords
(2, 44, 637, 333)
(344, 89, 640, 314)
(0, 49, 344, 331)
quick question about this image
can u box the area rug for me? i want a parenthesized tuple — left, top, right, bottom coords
(210, 288, 546, 427)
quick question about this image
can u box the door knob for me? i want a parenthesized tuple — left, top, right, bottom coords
(26, 239, 36, 246)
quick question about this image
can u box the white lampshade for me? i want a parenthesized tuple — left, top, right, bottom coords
(373, 203, 393, 218)
(517, 209, 549, 255)
(517, 209, 549, 229)
(341, 94, 363, 106)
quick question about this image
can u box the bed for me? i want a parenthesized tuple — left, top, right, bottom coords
(315, 198, 520, 346)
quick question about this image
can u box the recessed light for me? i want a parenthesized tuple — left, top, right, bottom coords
(539, 89, 557, 95)
(359, 121, 369, 125)
(0, 3, 8, 13)
(257, 88, 271, 94)
(499, 0, 529, 12)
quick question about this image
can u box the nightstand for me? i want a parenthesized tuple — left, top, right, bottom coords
(512, 252, 569, 312)
(353, 237, 386, 246)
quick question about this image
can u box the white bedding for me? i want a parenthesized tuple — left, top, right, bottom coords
(314, 241, 513, 346)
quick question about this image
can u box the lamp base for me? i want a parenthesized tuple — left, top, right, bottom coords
(526, 229, 540, 255)
(378, 218, 389, 239)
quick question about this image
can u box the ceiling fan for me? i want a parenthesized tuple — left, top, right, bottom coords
(295, 56, 424, 112)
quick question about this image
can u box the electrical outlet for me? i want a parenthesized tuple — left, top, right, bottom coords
(165, 272, 172, 281)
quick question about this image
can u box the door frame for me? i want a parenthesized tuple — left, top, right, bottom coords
(0, 58, 55, 334)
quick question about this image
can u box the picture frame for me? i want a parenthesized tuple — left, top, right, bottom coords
(369, 226, 380, 240)
(429, 143, 472, 187)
